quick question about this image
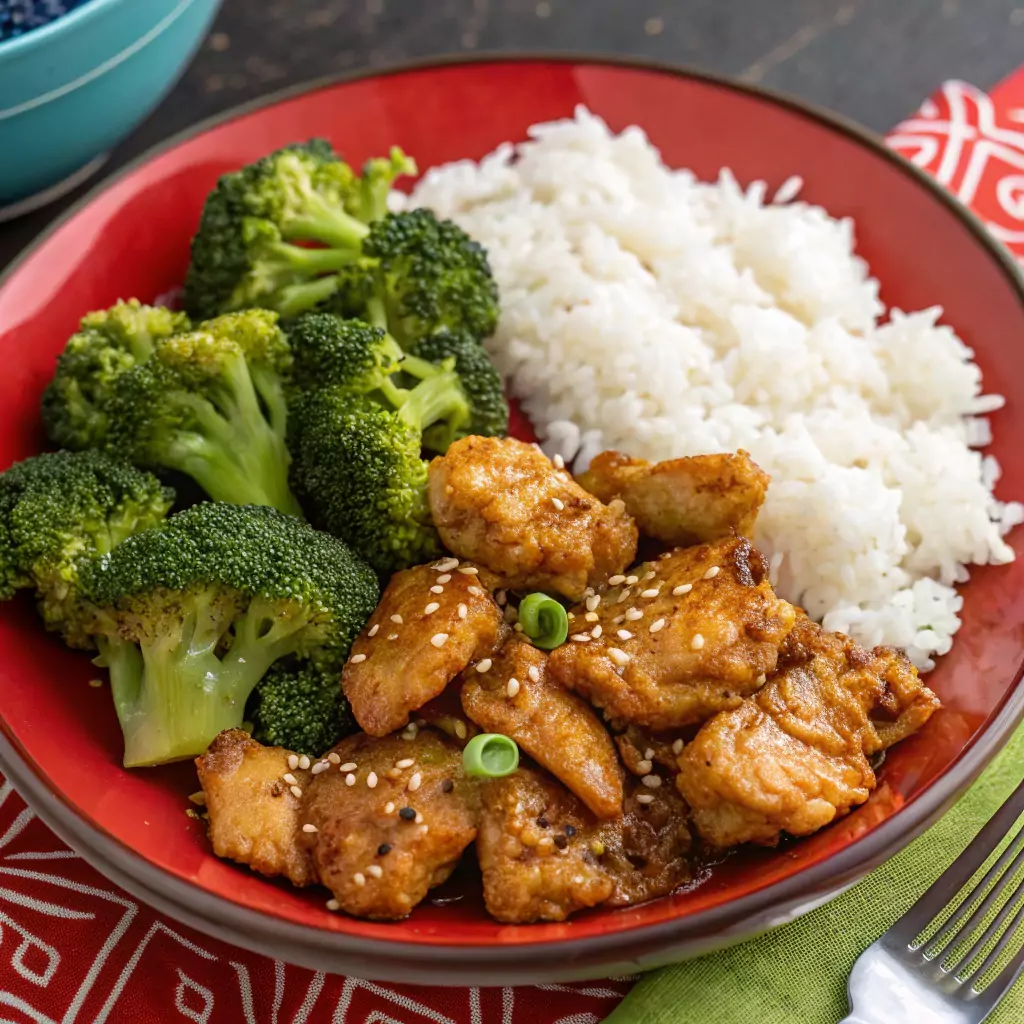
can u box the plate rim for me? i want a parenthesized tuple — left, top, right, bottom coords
(2, 52, 1024, 982)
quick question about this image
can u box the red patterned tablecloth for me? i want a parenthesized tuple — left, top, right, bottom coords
(3, 70, 1024, 1023)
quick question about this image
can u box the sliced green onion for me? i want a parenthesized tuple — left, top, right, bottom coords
(462, 733, 519, 778)
(518, 592, 569, 650)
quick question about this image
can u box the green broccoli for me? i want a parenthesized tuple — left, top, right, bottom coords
(41, 301, 190, 451)
(80, 502, 378, 767)
(0, 450, 173, 643)
(247, 658, 356, 756)
(182, 141, 416, 321)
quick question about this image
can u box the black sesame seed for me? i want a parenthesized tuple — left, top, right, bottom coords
(442, 779, 454, 793)
(536, 816, 549, 828)
(377, 843, 392, 856)
(399, 806, 416, 821)
(553, 834, 568, 849)
(564, 824, 577, 837)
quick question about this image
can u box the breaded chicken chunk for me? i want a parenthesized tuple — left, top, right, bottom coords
(343, 561, 507, 736)
(578, 449, 768, 547)
(196, 729, 316, 886)
(676, 618, 939, 848)
(303, 730, 479, 919)
(548, 537, 798, 730)
(477, 766, 691, 923)
(461, 640, 624, 818)
(428, 436, 638, 601)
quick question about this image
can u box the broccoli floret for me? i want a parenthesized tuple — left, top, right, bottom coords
(92, 309, 303, 516)
(41, 301, 190, 450)
(0, 450, 173, 643)
(182, 141, 416, 321)
(411, 330, 509, 446)
(80, 502, 378, 767)
(247, 658, 356, 756)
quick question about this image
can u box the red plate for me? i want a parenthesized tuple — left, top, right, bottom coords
(1, 57, 1023, 985)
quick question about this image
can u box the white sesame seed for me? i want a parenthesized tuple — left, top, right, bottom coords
(570, 633, 592, 642)
(388, 633, 398, 641)
(350, 653, 367, 664)
(625, 575, 639, 586)
(641, 588, 660, 599)
(424, 602, 440, 614)
(617, 588, 632, 603)
(437, 557, 459, 571)
(673, 584, 693, 596)
(283, 772, 298, 786)
(617, 629, 633, 641)
(302, 823, 318, 833)
(586, 594, 601, 612)
(691, 633, 706, 650)
(573, 875, 585, 885)
(608, 647, 629, 667)
(591, 624, 603, 638)
(538, 836, 554, 848)
(636, 759, 653, 774)
(345, 773, 356, 787)
(644, 747, 655, 759)
(644, 571, 657, 581)
(757, 673, 767, 685)
(625, 607, 643, 621)
(367, 772, 378, 789)
(384, 801, 395, 814)
(704, 566, 720, 580)
(608, 575, 626, 586)
(455, 720, 467, 740)
(437, 573, 452, 583)
(672, 738, 684, 755)
(507, 677, 520, 698)
(585, 587, 595, 597)
(415, 811, 424, 824)
(567, 611, 575, 619)
(551, 497, 565, 511)
(408, 772, 422, 792)
(311, 762, 329, 775)
(328, 752, 341, 764)
(584, 611, 599, 622)
(353, 872, 366, 887)
(391, 614, 403, 624)
(298, 755, 310, 770)
(649, 618, 666, 633)
(476, 658, 492, 673)
(339, 762, 357, 772)
(290, 785, 303, 799)
(367, 864, 384, 879)
(458, 603, 468, 619)
(642, 774, 663, 789)
(528, 665, 540, 683)
(419, 823, 429, 834)
(459, 566, 479, 575)
(636, 793, 655, 805)
(430, 585, 444, 595)
(553, 453, 565, 469)
(468, 585, 483, 596)
(368, 623, 380, 638)
(396, 758, 415, 769)
(431, 633, 448, 648)
(287, 754, 299, 770)
(326, 898, 340, 911)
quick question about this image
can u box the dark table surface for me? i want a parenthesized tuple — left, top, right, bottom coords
(2, 0, 1023, 267)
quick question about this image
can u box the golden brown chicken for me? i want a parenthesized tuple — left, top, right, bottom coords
(342, 562, 507, 736)
(196, 729, 316, 886)
(548, 537, 798, 730)
(427, 435, 638, 601)
(461, 640, 624, 819)
(676, 618, 939, 848)
(578, 449, 769, 547)
(303, 730, 479, 920)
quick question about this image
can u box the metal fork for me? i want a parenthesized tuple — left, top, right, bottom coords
(842, 779, 1024, 1023)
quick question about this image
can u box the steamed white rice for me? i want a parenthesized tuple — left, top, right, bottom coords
(401, 106, 1023, 670)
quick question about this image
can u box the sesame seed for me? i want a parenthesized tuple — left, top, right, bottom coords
(388, 633, 398, 641)
(608, 575, 626, 586)
(386, 767, 402, 779)
(476, 658, 492, 673)
(327, 752, 341, 765)
(625, 607, 643, 621)
(507, 677, 521, 698)
(384, 802, 396, 814)
(528, 665, 540, 683)
(538, 836, 554, 848)
(552, 497, 565, 511)
(608, 648, 629, 666)
(554, 833, 568, 849)
(326, 898, 340, 911)
(415, 811, 424, 824)
(586, 594, 601, 612)
(378, 843, 392, 855)
(570, 633, 592, 642)
(573, 875, 585, 885)
(553, 453, 565, 469)
(757, 673, 767, 685)
(298, 755, 310, 770)
(287, 754, 299, 770)
(396, 758, 415, 769)
(585, 611, 599, 622)
(367, 772, 378, 789)
(451, 603, 464, 622)
(673, 584, 693, 596)
(691, 633, 705, 650)
(617, 588, 632, 603)
(419, 823, 429, 834)
(368, 623, 380, 637)
(514, 802, 524, 814)
(339, 762, 357, 772)
(672, 738, 684, 755)
(642, 775, 662, 789)
(617, 629, 633, 641)
(345, 773, 356, 786)
(591, 624, 603, 638)
(431, 633, 448, 647)
(454, 721, 467, 740)
(402, 723, 419, 739)
(311, 761, 329, 775)
(430, 585, 444, 595)
(645, 571, 657, 581)
(641, 588, 660, 599)
(437, 557, 459, 571)
(613, 614, 624, 624)
(567, 611, 575, 619)
(458, 566, 480, 578)
(424, 602, 440, 614)
(367, 864, 384, 879)
(350, 653, 367, 664)
(283, 772, 298, 786)
(636, 759, 653, 774)
(399, 806, 416, 821)
(468, 585, 483, 596)
(408, 772, 422, 792)
(644, 747, 655, 759)
(704, 566, 720, 579)
(302, 823, 318, 833)
(649, 618, 666, 633)
(625, 575, 639, 586)
(636, 793, 655, 805)
(391, 614, 403, 624)
(89, 678, 104, 688)
(437, 573, 452, 584)
(353, 872, 366, 887)
(290, 785, 303, 799)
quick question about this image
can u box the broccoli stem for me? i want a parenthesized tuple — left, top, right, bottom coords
(281, 193, 369, 251)
(271, 276, 343, 319)
(267, 240, 362, 275)
(400, 369, 470, 446)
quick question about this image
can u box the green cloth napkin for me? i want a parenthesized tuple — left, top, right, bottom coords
(606, 723, 1024, 1024)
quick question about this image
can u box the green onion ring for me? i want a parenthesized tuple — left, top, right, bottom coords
(462, 733, 519, 778)
(518, 592, 569, 650)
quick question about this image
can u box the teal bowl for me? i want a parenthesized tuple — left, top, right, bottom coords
(0, 0, 222, 208)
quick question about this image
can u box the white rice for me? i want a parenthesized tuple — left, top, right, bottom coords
(400, 106, 1022, 670)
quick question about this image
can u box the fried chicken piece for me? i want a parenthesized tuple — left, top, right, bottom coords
(196, 729, 316, 886)
(477, 767, 691, 923)
(676, 620, 939, 848)
(343, 561, 507, 736)
(428, 436, 638, 601)
(548, 537, 798, 730)
(614, 725, 683, 778)
(461, 640, 624, 818)
(578, 449, 768, 547)
(303, 730, 479, 920)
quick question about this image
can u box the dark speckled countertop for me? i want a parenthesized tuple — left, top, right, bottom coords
(2, 0, 1024, 264)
